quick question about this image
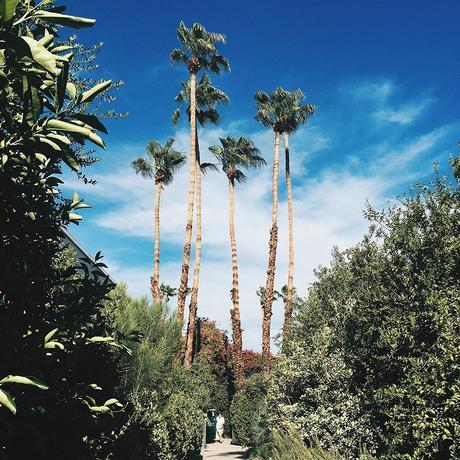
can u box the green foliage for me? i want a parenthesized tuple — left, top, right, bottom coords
(230, 374, 267, 447)
(173, 73, 229, 127)
(0, 1, 128, 457)
(162, 393, 203, 459)
(131, 138, 186, 185)
(268, 333, 376, 457)
(249, 425, 369, 460)
(170, 21, 229, 75)
(105, 284, 182, 393)
(210, 136, 266, 183)
(254, 87, 315, 133)
(105, 286, 211, 460)
(267, 163, 460, 459)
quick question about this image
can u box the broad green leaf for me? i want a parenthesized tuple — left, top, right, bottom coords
(74, 202, 91, 210)
(38, 30, 54, 47)
(55, 61, 69, 112)
(90, 405, 110, 413)
(0, 388, 16, 414)
(66, 82, 76, 100)
(0, 0, 20, 21)
(68, 212, 82, 221)
(79, 80, 112, 104)
(22, 75, 42, 125)
(72, 113, 108, 134)
(88, 131, 106, 149)
(87, 336, 116, 343)
(44, 328, 58, 344)
(35, 153, 48, 164)
(32, 11, 96, 29)
(20, 36, 59, 76)
(104, 398, 119, 406)
(44, 340, 64, 350)
(88, 384, 102, 390)
(52, 45, 74, 54)
(0, 375, 49, 390)
(48, 133, 71, 145)
(61, 150, 79, 171)
(36, 136, 61, 151)
(45, 119, 106, 149)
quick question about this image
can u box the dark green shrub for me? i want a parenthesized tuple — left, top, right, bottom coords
(0, 1, 126, 457)
(230, 375, 267, 447)
(163, 393, 204, 459)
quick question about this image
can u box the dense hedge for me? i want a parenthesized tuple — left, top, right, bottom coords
(266, 163, 460, 459)
(230, 375, 267, 447)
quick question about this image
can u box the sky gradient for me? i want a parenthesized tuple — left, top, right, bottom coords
(63, 0, 460, 350)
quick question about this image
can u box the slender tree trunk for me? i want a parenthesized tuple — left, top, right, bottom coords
(184, 129, 202, 368)
(262, 130, 281, 372)
(283, 133, 294, 347)
(228, 177, 244, 390)
(151, 181, 162, 302)
(177, 71, 197, 322)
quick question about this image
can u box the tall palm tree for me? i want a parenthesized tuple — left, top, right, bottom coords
(210, 136, 265, 388)
(281, 90, 315, 346)
(170, 22, 229, 323)
(172, 75, 228, 367)
(131, 139, 186, 301)
(254, 87, 299, 370)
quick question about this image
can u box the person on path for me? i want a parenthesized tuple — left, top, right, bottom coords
(216, 413, 225, 443)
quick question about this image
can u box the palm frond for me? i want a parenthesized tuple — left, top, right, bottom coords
(200, 162, 219, 174)
(234, 169, 247, 183)
(172, 108, 181, 126)
(209, 136, 265, 182)
(131, 158, 154, 179)
(170, 48, 188, 65)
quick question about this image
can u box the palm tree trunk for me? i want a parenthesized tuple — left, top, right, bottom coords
(184, 129, 202, 368)
(151, 181, 162, 302)
(283, 133, 294, 347)
(177, 71, 197, 322)
(229, 177, 244, 390)
(262, 130, 281, 372)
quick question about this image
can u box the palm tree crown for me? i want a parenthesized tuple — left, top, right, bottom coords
(172, 74, 229, 127)
(131, 138, 186, 185)
(254, 87, 315, 133)
(210, 136, 266, 182)
(170, 21, 230, 74)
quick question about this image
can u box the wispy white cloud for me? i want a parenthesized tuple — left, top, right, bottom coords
(375, 97, 434, 125)
(347, 79, 434, 126)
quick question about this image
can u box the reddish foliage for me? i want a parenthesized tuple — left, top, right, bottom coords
(241, 349, 265, 376)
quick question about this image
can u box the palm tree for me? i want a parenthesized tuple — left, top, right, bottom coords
(170, 22, 229, 323)
(281, 90, 315, 346)
(210, 136, 265, 388)
(131, 139, 186, 301)
(172, 75, 228, 367)
(254, 87, 300, 370)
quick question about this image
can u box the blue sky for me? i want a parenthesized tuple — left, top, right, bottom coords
(64, 0, 459, 350)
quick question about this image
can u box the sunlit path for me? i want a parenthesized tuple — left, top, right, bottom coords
(204, 439, 248, 459)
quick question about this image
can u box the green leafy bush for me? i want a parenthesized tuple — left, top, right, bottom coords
(106, 286, 213, 459)
(267, 164, 460, 459)
(163, 393, 204, 459)
(249, 424, 372, 460)
(268, 333, 376, 457)
(0, 1, 126, 457)
(230, 374, 267, 447)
